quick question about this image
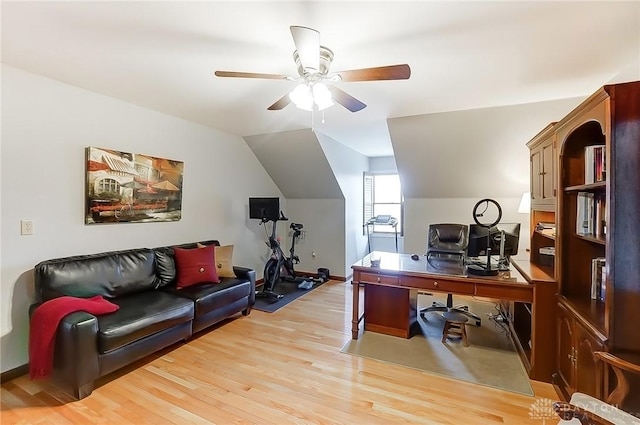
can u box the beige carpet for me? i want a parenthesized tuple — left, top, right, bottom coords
(341, 293, 534, 396)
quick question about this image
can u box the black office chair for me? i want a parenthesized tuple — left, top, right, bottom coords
(420, 223, 482, 326)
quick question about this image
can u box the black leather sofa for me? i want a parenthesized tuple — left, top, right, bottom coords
(31, 240, 255, 400)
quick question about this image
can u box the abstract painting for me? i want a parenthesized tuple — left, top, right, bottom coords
(85, 147, 183, 224)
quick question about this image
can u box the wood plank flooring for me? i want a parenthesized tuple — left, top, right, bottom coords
(1, 281, 560, 424)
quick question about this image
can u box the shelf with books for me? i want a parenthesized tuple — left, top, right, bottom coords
(552, 81, 640, 405)
(574, 234, 605, 246)
(575, 191, 606, 238)
(564, 181, 606, 193)
(533, 229, 555, 241)
(527, 210, 556, 276)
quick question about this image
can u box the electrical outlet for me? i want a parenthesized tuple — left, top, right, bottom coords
(21, 219, 34, 235)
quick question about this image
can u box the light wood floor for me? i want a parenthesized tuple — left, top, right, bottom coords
(1, 281, 560, 424)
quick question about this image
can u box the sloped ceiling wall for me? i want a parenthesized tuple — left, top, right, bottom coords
(388, 97, 585, 199)
(244, 129, 342, 199)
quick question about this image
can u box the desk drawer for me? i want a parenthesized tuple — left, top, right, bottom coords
(359, 272, 399, 286)
(401, 275, 473, 294)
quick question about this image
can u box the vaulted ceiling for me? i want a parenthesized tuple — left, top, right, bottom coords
(2, 1, 638, 157)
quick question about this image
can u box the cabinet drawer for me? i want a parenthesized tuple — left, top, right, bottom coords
(401, 275, 473, 294)
(358, 272, 399, 286)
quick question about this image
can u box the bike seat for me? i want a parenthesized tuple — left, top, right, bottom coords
(291, 223, 303, 230)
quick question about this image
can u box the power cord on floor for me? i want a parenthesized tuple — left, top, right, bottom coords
(487, 303, 511, 340)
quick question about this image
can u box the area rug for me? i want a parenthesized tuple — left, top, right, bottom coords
(341, 293, 534, 396)
(253, 279, 326, 313)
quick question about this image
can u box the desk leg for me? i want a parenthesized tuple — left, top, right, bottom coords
(351, 280, 362, 340)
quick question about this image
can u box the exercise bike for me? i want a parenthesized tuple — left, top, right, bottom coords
(257, 212, 312, 303)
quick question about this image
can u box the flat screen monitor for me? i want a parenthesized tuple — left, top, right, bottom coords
(249, 197, 280, 221)
(467, 223, 521, 258)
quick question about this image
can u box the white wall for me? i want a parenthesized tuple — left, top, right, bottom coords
(388, 98, 585, 199)
(369, 156, 397, 173)
(244, 130, 342, 199)
(0, 65, 282, 372)
(316, 132, 369, 277)
(281, 199, 345, 278)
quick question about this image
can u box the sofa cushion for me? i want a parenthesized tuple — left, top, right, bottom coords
(198, 243, 237, 278)
(97, 291, 194, 353)
(174, 245, 219, 288)
(165, 278, 251, 318)
(34, 248, 160, 302)
(154, 240, 220, 288)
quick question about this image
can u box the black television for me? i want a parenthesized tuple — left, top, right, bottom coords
(249, 197, 280, 221)
(468, 223, 521, 258)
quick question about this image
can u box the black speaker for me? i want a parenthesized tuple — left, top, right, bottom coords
(317, 268, 330, 282)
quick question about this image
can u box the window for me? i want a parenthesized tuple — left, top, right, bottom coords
(98, 178, 121, 195)
(363, 172, 404, 234)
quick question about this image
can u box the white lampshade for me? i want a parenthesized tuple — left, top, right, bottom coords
(518, 192, 531, 213)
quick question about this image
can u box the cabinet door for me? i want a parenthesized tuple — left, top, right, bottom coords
(557, 303, 575, 395)
(530, 136, 556, 209)
(541, 141, 555, 201)
(574, 319, 605, 397)
(531, 147, 543, 204)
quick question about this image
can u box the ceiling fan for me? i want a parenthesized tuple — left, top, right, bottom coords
(214, 26, 411, 113)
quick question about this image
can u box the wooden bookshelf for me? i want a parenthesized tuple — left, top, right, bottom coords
(551, 81, 640, 414)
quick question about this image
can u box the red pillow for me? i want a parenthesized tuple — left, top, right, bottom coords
(174, 245, 219, 288)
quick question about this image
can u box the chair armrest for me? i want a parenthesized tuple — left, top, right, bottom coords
(594, 351, 640, 406)
(595, 352, 640, 374)
(233, 266, 256, 305)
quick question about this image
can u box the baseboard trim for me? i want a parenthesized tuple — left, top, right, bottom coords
(1, 363, 28, 383)
(257, 272, 346, 285)
(298, 270, 346, 282)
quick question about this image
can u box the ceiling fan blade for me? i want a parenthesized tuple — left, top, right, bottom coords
(328, 86, 367, 112)
(214, 70, 290, 80)
(337, 64, 411, 82)
(290, 26, 320, 72)
(267, 93, 292, 111)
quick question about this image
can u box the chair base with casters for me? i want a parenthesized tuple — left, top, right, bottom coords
(419, 293, 482, 327)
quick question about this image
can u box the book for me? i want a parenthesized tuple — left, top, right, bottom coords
(535, 221, 556, 237)
(590, 257, 606, 300)
(595, 197, 606, 237)
(594, 145, 606, 182)
(584, 145, 606, 184)
(539, 228, 556, 238)
(536, 222, 556, 230)
(576, 192, 595, 235)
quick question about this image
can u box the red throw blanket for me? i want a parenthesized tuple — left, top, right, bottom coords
(29, 295, 119, 380)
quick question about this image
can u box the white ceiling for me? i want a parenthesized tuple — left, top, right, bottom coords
(2, 1, 638, 157)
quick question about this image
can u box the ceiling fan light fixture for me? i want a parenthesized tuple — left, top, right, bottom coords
(289, 82, 334, 111)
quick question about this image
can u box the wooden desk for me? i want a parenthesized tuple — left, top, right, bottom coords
(351, 251, 558, 382)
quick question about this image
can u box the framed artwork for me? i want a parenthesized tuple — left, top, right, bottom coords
(85, 147, 183, 224)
